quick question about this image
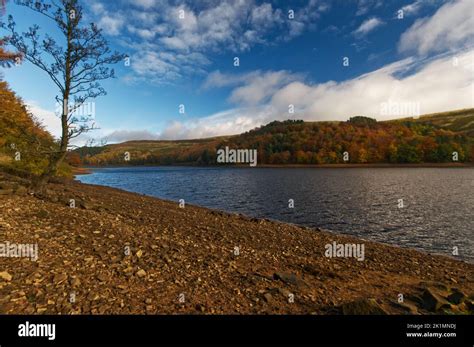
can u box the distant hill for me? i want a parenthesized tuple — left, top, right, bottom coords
(392, 109, 474, 136)
(76, 109, 474, 166)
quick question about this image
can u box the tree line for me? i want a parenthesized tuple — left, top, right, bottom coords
(79, 117, 473, 166)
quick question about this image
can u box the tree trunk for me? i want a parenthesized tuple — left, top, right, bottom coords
(31, 14, 72, 193)
(30, 149, 68, 192)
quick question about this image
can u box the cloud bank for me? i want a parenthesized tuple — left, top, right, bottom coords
(158, 49, 473, 140)
(399, 0, 474, 55)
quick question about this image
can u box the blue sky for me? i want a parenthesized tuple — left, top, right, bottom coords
(2, 0, 473, 144)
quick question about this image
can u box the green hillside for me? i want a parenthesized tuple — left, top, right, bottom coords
(392, 109, 474, 136)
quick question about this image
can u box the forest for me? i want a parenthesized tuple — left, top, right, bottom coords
(0, 80, 64, 176)
(76, 111, 474, 167)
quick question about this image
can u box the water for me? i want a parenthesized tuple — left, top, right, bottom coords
(77, 167, 474, 262)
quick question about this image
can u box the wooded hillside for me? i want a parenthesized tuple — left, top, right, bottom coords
(77, 109, 474, 166)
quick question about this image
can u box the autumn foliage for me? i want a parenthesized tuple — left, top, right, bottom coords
(0, 80, 57, 175)
(78, 113, 474, 166)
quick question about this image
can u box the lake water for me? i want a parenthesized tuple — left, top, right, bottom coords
(77, 167, 474, 262)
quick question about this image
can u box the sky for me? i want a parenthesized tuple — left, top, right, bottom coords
(1, 0, 474, 145)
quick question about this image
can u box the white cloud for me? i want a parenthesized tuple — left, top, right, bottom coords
(355, 0, 382, 16)
(123, 45, 210, 85)
(269, 50, 474, 120)
(203, 70, 300, 105)
(167, 49, 474, 139)
(87, 0, 328, 84)
(89, 1, 125, 36)
(98, 16, 125, 36)
(354, 17, 384, 36)
(400, 0, 424, 16)
(26, 102, 61, 138)
(202, 70, 258, 89)
(26, 101, 106, 147)
(94, 49, 473, 141)
(103, 130, 160, 142)
(399, 0, 474, 55)
(158, 107, 271, 140)
(228, 71, 300, 105)
(134, 0, 159, 10)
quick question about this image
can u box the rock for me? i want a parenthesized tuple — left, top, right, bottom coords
(195, 304, 206, 312)
(273, 272, 305, 287)
(392, 300, 418, 315)
(97, 273, 108, 282)
(263, 293, 273, 303)
(70, 278, 81, 287)
(136, 269, 147, 278)
(79, 200, 92, 210)
(14, 186, 28, 196)
(405, 293, 423, 306)
(447, 289, 465, 305)
(0, 181, 14, 190)
(36, 210, 49, 218)
(277, 288, 292, 298)
(0, 271, 13, 281)
(341, 298, 388, 315)
(421, 288, 450, 312)
(465, 300, 474, 313)
(53, 273, 68, 284)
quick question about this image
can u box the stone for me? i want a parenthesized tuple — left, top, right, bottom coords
(79, 200, 92, 210)
(273, 272, 305, 287)
(341, 298, 388, 315)
(15, 186, 28, 196)
(0, 271, 13, 281)
(421, 288, 451, 312)
(392, 300, 418, 315)
(263, 293, 273, 303)
(36, 210, 49, 218)
(277, 288, 292, 298)
(465, 300, 474, 313)
(0, 181, 14, 189)
(97, 273, 108, 282)
(447, 289, 465, 305)
(136, 269, 147, 278)
(70, 278, 81, 287)
(53, 273, 68, 284)
(195, 304, 206, 312)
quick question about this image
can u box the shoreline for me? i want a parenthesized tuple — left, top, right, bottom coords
(0, 174, 472, 314)
(73, 179, 474, 265)
(74, 162, 474, 175)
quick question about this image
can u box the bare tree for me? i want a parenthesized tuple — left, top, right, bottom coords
(1, 0, 124, 189)
(0, 0, 22, 67)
